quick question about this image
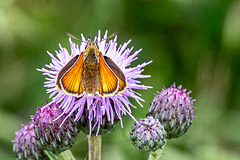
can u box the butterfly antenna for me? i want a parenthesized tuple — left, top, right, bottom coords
(108, 32, 118, 39)
(89, 34, 92, 41)
(99, 32, 118, 42)
(65, 32, 82, 41)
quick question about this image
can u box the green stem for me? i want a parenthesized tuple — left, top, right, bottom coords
(88, 135, 102, 160)
(57, 149, 76, 160)
(148, 140, 167, 160)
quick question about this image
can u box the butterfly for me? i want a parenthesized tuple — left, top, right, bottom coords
(56, 32, 127, 97)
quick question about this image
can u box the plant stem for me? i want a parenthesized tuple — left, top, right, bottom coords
(58, 149, 76, 160)
(88, 135, 102, 160)
(148, 140, 167, 160)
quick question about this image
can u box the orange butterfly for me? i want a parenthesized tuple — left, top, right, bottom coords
(56, 32, 127, 97)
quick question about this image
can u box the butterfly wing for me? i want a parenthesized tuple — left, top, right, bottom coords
(56, 55, 79, 92)
(59, 53, 85, 97)
(103, 56, 127, 94)
(99, 53, 119, 97)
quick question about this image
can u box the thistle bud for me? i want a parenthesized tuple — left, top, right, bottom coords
(147, 83, 195, 139)
(130, 116, 166, 152)
(12, 122, 46, 160)
(32, 102, 80, 154)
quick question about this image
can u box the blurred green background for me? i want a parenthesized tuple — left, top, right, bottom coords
(1, 0, 240, 159)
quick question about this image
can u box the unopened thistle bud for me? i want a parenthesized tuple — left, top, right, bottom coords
(12, 122, 46, 160)
(130, 116, 166, 152)
(32, 102, 80, 154)
(147, 83, 195, 139)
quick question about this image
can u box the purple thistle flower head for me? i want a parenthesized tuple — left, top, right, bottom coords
(12, 122, 46, 160)
(38, 30, 152, 135)
(31, 101, 79, 154)
(147, 83, 196, 139)
(129, 116, 166, 152)
(78, 105, 120, 135)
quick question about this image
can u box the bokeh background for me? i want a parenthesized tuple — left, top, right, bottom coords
(1, 0, 240, 159)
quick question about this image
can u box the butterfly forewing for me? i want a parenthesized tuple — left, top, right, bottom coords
(99, 53, 119, 96)
(60, 53, 85, 96)
(104, 56, 127, 94)
(56, 55, 79, 92)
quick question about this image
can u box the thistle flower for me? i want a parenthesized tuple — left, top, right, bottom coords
(12, 122, 46, 160)
(130, 116, 166, 152)
(147, 83, 195, 139)
(79, 106, 120, 135)
(32, 101, 79, 154)
(37, 30, 152, 135)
